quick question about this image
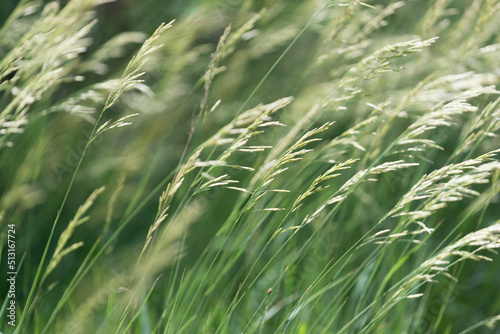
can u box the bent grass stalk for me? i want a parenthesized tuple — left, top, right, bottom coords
(15, 21, 171, 333)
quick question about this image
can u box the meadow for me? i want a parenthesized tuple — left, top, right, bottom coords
(1, 0, 500, 333)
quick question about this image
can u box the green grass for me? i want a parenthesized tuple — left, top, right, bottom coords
(1, 0, 500, 333)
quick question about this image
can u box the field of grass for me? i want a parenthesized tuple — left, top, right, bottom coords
(1, 0, 500, 333)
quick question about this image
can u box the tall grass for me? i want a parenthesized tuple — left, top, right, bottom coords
(1, 0, 500, 333)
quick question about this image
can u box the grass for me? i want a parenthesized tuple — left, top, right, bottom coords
(1, 0, 500, 333)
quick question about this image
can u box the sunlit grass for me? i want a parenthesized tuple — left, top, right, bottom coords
(1, 0, 500, 333)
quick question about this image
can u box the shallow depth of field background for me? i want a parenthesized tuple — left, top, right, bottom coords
(1, 0, 500, 333)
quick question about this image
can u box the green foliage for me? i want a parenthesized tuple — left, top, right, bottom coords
(1, 0, 500, 333)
